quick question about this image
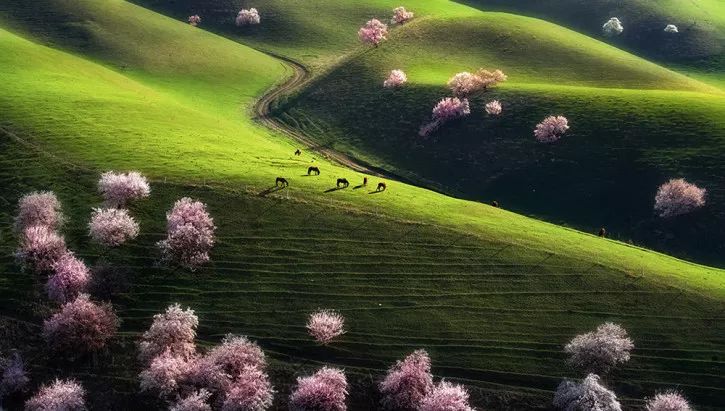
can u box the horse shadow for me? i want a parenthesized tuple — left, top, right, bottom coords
(353, 184, 366, 190)
(258, 186, 285, 197)
(324, 186, 346, 193)
(368, 189, 385, 194)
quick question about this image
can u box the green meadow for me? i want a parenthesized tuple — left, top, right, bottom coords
(0, 0, 723, 409)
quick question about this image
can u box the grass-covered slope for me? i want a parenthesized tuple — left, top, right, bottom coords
(0, 0, 724, 409)
(279, 15, 725, 265)
(459, 0, 725, 76)
(2, 117, 724, 410)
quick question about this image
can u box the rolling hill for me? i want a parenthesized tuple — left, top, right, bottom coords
(0, 0, 723, 410)
(275, 13, 725, 266)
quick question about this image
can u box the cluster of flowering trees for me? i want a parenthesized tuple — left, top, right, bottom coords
(417, 69, 506, 136)
(380, 349, 474, 410)
(138, 304, 274, 410)
(90, 171, 147, 247)
(553, 323, 691, 411)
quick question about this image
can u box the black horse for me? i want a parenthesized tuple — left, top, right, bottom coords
(491, 200, 499, 208)
(363, 177, 368, 186)
(294, 149, 301, 156)
(276, 177, 289, 187)
(308, 166, 320, 175)
(377, 182, 386, 191)
(598, 227, 607, 238)
(337, 178, 350, 188)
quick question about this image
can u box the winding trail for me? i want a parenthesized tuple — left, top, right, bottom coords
(253, 52, 386, 177)
(252, 51, 460, 196)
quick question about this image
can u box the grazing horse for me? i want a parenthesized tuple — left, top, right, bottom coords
(308, 166, 320, 175)
(294, 149, 301, 156)
(337, 178, 349, 188)
(377, 182, 386, 192)
(275, 177, 289, 187)
(598, 227, 607, 238)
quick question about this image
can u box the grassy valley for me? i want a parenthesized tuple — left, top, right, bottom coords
(0, 0, 723, 410)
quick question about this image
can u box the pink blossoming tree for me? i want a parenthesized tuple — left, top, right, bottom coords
(391, 7, 414, 25)
(0, 352, 29, 395)
(384, 70, 408, 88)
(236, 8, 260, 26)
(140, 350, 194, 399)
(171, 389, 212, 411)
(534, 116, 570, 143)
(188, 15, 202, 26)
(289, 367, 347, 411)
(447, 72, 481, 97)
(379, 349, 434, 410)
(553, 374, 621, 411)
(477, 69, 507, 89)
(419, 381, 474, 411)
(15, 191, 64, 231)
(88, 208, 140, 247)
(565, 323, 634, 374)
(220, 366, 275, 411)
(139, 303, 199, 364)
(46, 252, 90, 304)
(43, 293, 118, 354)
(307, 309, 345, 345)
(98, 171, 150, 208)
(359, 19, 388, 46)
(16, 225, 67, 273)
(485, 100, 502, 116)
(25, 379, 86, 411)
(654, 179, 706, 218)
(645, 391, 691, 411)
(190, 334, 266, 396)
(158, 198, 216, 270)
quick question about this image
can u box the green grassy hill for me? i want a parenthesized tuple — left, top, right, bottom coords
(277, 14, 725, 266)
(0, 0, 723, 410)
(459, 0, 725, 77)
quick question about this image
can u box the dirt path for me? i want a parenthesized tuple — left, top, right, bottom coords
(252, 52, 392, 178)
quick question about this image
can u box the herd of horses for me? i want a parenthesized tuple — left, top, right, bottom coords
(274, 162, 386, 192)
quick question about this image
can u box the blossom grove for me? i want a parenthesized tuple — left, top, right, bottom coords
(534, 116, 569, 143)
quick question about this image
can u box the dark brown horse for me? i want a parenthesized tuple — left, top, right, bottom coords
(377, 182, 386, 191)
(363, 177, 368, 186)
(491, 200, 499, 208)
(275, 177, 289, 187)
(294, 149, 301, 156)
(598, 227, 607, 238)
(308, 166, 320, 175)
(337, 178, 349, 188)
